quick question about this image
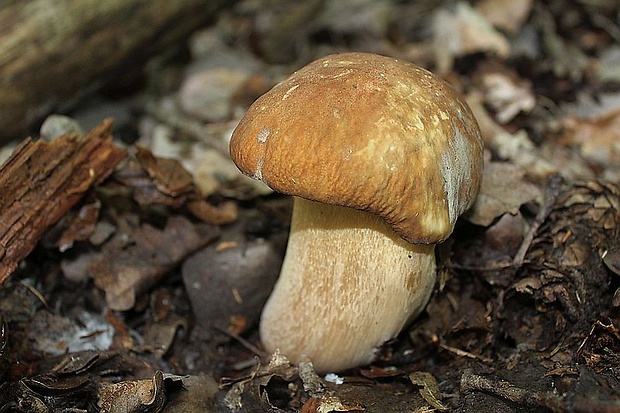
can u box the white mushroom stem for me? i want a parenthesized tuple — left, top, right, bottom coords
(260, 197, 437, 373)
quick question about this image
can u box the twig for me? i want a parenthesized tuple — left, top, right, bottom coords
(512, 175, 564, 267)
(450, 260, 529, 272)
(461, 370, 566, 412)
(213, 325, 267, 358)
(19, 281, 49, 309)
(438, 342, 493, 363)
(461, 370, 620, 413)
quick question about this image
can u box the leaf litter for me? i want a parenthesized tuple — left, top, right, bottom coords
(1, 0, 620, 412)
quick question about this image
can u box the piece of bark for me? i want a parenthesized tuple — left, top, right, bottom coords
(0, 0, 231, 143)
(0, 119, 126, 283)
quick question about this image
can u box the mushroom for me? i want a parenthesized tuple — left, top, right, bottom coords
(229, 52, 484, 373)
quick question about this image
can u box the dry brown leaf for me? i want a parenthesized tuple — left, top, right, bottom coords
(475, 0, 533, 33)
(186, 199, 238, 225)
(467, 90, 594, 182)
(144, 313, 187, 359)
(577, 319, 620, 368)
(538, 140, 596, 182)
(466, 161, 541, 226)
(55, 199, 101, 252)
(479, 212, 525, 263)
(465, 92, 558, 179)
(222, 351, 299, 411)
(561, 108, 620, 171)
(433, 2, 510, 74)
(135, 144, 194, 197)
(301, 395, 365, 413)
(114, 156, 188, 209)
(409, 372, 448, 412)
(476, 62, 536, 124)
(115, 146, 240, 225)
(89, 216, 219, 311)
(533, 5, 589, 81)
(98, 371, 166, 413)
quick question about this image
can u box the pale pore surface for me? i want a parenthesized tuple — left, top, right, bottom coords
(260, 197, 436, 373)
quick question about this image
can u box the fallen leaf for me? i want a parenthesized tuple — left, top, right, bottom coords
(480, 212, 525, 263)
(501, 181, 619, 353)
(470, 93, 594, 180)
(222, 351, 299, 412)
(476, 61, 536, 124)
(54, 199, 101, 252)
(113, 157, 187, 208)
(466, 161, 541, 226)
(465, 92, 559, 179)
(135, 145, 194, 197)
(576, 319, 620, 368)
(533, 5, 589, 81)
(90, 216, 219, 311)
(299, 355, 325, 398)
(409, 371, 449, 412)
(162, 374, 221, 413)
(115, 146, 240, 224)
(475, 0, 533, 33)
(144, 313, 188, 359)
(433, 1, 510, 73)
(186, 199, 238, 225)
(300, 395, 365, 413)
(358, 366, 409, 379)
(561, 107, 620, 172)
(98, 371, 166, 413)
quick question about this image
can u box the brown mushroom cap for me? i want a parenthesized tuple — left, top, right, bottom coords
(230, 52, 483, 244)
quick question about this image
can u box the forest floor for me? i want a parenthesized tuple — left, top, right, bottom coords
(1, 0, 620, 412)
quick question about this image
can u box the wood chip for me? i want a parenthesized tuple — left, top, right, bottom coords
(0, 119, 125, 283)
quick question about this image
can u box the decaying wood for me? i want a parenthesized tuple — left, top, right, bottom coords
(0, 119, 126, 283)
(0, 0, 230, 143)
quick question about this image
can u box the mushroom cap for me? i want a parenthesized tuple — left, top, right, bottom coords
(230, 52, 483, 243)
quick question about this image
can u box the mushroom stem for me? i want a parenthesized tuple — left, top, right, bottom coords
(260, 197, 437, 373)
